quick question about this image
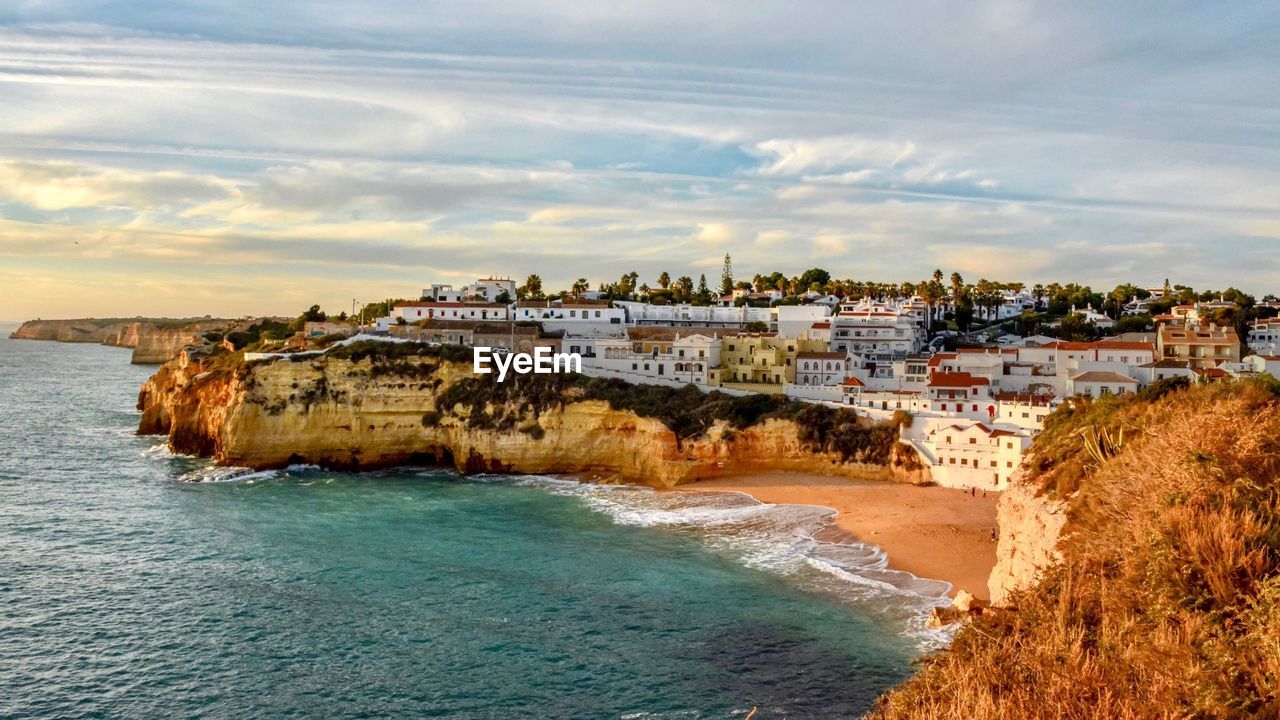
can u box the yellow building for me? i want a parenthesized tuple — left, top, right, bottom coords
(709, 333, 830, 386)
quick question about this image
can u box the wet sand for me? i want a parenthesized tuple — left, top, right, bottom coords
(672, 472, 999, 600)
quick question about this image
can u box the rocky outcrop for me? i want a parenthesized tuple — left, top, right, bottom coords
(137, 351, 928, 487)
(129, 323, 230, 364)
(987, 464, 1067, 606)
(9, 319, 122, 343)
(10, 318, 233, 364)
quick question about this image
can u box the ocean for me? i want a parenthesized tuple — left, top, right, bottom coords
(0, 334, 950, 719)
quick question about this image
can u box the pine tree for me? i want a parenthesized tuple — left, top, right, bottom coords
(720, 254, 734, 296)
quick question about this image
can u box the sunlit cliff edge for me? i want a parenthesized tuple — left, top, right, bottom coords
(10, 318, 234, 364)
(135, 341, 926, 487)
(869, 378, 1280, 719)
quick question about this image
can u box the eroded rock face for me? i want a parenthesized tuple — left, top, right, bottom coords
(987, 465, 1067, 606)
(137, 353, 930, 488)
(10, 318, 231, 364)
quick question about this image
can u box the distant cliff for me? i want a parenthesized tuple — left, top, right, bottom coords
(136, 341, 926, 487)
(870, 378, 1280, 719)
(10, 318, 234, 364)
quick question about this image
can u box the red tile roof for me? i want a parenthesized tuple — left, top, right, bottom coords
(928, 372, 990, 388)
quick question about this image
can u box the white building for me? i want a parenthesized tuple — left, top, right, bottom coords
(422, 277, 517, 303)
(614, 301, 772, 328)
(1248, 318, 1280, 356)
(514, 301, 626, 337)
(795, 351, 852, 386)
(378, 301, 509, 329)
(1067, 370, 1139, 398)
(829, 298, 925, 363)
(775, 305, 832, 338)
(581, 333, 721, 385)
(920, 423, 1031, 491)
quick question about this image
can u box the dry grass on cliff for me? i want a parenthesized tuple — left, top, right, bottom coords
(868, 379, 1280, 720)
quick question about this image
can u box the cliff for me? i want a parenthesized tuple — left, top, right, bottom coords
(9, 319, 123, 343)
(10, 317, 234, 364)
(986, 464, 1066, 605)
(869, 378, 1280, 719)
(136, 343, 926, 487)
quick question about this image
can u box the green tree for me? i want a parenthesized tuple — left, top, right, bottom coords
(520, 274, 544, 300)
(658, 271, 671, 290)
(674, 275, 694, 302)
(798, 267, 831, 289)
(720, 254, 734, 296)
(694, 274, 713, 305)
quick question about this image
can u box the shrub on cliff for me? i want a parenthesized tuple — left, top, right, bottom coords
(868, 379, 1280, 720)
(432, 370, 900, 461)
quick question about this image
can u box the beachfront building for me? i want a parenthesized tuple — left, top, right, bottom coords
(1157, 323, 1241, 369)
(514, 300, 626, 337)
(920, 423, 1032, 491)
(710, 333, 829, 386)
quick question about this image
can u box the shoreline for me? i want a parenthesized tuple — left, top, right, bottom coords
(667, 472, 999, 601)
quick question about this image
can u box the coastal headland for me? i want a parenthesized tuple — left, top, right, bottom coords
(9, 317, 237, 363)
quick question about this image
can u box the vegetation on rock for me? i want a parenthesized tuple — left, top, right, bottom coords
(868, 378, 1280, 719)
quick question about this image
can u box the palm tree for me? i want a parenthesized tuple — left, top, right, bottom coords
(571, 278, 589, 297)
(658, 271, 671, 290)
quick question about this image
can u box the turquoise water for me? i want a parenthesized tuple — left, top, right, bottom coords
(0, 335, 943, 719)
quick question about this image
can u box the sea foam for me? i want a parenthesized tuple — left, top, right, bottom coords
(505, 474, 957, 649)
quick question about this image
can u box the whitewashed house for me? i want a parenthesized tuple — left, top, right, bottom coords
(795, 351, 852, 386)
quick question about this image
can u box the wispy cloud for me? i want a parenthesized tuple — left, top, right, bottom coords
(0, 3, 1278, 318)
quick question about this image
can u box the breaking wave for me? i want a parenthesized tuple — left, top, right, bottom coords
(496, 474, 957, 649)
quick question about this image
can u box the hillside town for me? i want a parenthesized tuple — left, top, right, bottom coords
(251, 256, 1280, 493)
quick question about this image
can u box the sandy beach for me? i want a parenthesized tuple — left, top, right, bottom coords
(672, 473, 999, 600)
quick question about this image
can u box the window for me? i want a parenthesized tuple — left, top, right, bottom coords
(948, 457, 956, 464)
(990, 461, 997, 467)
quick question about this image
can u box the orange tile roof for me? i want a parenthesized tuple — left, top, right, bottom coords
(928, 371, 990, 388)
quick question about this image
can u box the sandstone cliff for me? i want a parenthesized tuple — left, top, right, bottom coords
(870, 379, 1280, 719)
(9, 319, 124, 343)
(986, 463, 1066, 605)
(10, 317, 233, 364)
(137, 347, 927, 487)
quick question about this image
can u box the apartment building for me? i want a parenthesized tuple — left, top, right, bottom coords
(1157, 324, 1241, 368)
(710, 333, 829, 386)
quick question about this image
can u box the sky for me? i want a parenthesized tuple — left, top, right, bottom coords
(1, 1, 1278, 320)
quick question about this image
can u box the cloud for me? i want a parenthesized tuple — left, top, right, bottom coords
(0, 160, 236, 211)
(1, 5, 1279, 320)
